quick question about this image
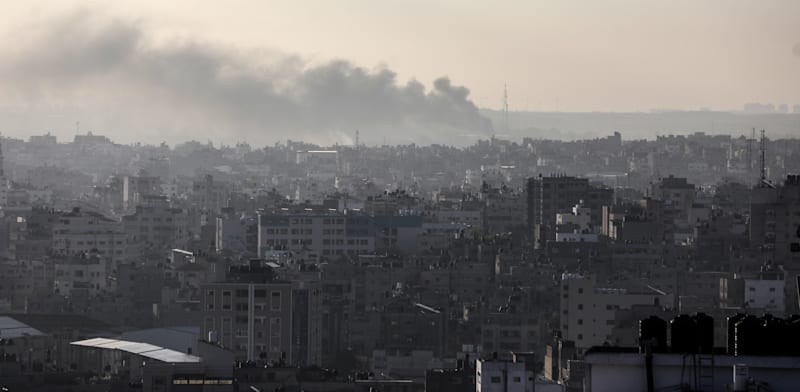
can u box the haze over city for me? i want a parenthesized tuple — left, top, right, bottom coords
(2, 3, 800, 392)
(1, 1, 799, 145)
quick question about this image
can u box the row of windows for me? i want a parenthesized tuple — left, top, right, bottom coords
(570, 304, 621, 311)
(205, 290, 282, 311)
(55, 270, 102, 277)
(64, 240, 123, 246)
(269, 217, 372, 226)
(487, 376, 523, 383)
(263, 238, 371, 247)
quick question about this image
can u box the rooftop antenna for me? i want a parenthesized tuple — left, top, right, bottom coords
(75, 120, 80, 135)
(355, 130, 360, 149)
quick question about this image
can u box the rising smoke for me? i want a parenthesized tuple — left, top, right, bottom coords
(0, 10, 492, 146)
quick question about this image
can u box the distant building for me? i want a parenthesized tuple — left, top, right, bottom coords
(749, 175, 800, 312)
(51, 207, 127, 267)
(72, 131, 111, 145)
(721, 269, 786, 315)
(257, 206, 375, 259)
(54, 253, 109, 298)
(560, 274, 673, 351)
(123, 195, 190, 260)
(201, 264, 322, 365)
(526, 175, 613, 246)
(476, 356, 531, 392)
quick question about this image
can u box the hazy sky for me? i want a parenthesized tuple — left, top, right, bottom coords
(0, 1, 798, 144)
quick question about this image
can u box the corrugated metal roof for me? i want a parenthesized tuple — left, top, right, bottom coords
(0, 316, 47, 339)
(71, 337, 202, 363)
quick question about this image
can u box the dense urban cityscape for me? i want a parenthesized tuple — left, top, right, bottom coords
(0, 128, 798, 391)
(2, 1, 800, 391)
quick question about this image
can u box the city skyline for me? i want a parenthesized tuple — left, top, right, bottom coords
(1, 1, 799, 146)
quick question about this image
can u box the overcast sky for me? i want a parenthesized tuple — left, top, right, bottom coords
(0, 1, 798, 144)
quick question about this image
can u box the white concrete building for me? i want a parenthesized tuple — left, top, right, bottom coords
(556, 205, 592, 230)
(744, 275, 785, 316)
(476, 358, 530, 392)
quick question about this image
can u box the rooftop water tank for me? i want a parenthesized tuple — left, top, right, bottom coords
(694, 312, 714, 354)
(735, 315, 761, 356)
(671, 314, 696, 354)
(639, 316, 667, 353)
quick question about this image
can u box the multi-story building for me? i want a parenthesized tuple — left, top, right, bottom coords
(481, 185, 526, 234)
(526, 175, 613, 246)
(476, 356, 530, 392)
(215, 207, 254, 255)
(559, 274, 673, 351)
(51, 208, 127, 267)
(750, 174, 800, 312)
(0, 259, 52, 311)
(721, 269, 786, 315)
(191, 174, 230, 212)
(296, 150, 339, 181)
(480, 311, 541, 355)
(555, 203, 600, 242)
(54, 253, 109, 298)
(122, 174, 161, 210)
(257, 206, 374, 259)
(123, 195, 190, 260)
(649, 176, 696, 224)
(379, 299, 446, 357)
(201, 264, 322, 365)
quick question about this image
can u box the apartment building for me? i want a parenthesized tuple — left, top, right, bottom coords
(526, 175, 613, 246)
(750, 175, 800, 312)
(721, 269, 786, 316)
(201, 264, 322, 365)
(559, 274, 673, 351)
(0, 259, 52, 311)
(476, 357, 530, 392)
(123, 195, 190, 259)
(51, 208, 127, 266)
(215, 208, 254, 255)
(54, 253, 109, 298)
(257, 207, 374, 259)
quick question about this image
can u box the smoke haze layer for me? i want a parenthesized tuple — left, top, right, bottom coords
(0, 10, 491, 146)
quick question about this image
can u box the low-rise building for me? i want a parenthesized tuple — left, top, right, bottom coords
(476, 356, 531, 392)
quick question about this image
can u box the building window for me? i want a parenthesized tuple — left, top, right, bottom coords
(222, 291, 232, 310)
(513, 377, 521, 383)
(271, 291, 281, 311)
(490, 376, 501, 384)
(577, 334, 583, 340)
